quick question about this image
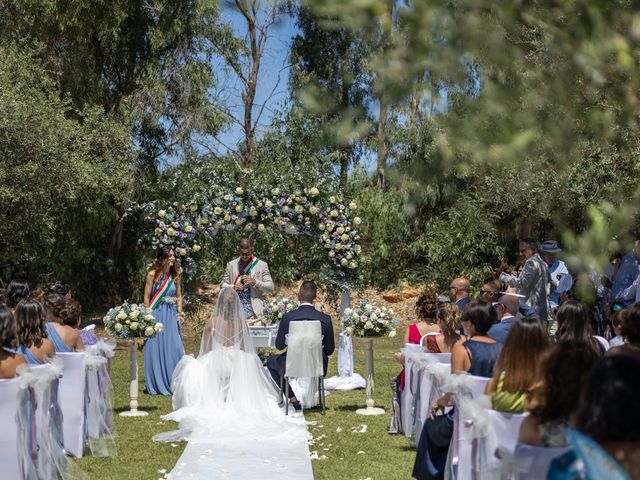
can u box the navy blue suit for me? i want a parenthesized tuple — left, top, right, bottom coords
(487, 315, 517, 344)
(267, 304, 335, 398)
(456, 296, 471, 312)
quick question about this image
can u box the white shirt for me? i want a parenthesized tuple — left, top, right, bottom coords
(548, 259, 569, 308)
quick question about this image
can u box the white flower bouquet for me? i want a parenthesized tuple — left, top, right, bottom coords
(257, 296, 300, 326)
(340, 299, 399, 338)
(103, 303, 164, 339)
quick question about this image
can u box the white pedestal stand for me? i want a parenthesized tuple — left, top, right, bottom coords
(119, 339, 148, 417)
(355, 337, 385, 416)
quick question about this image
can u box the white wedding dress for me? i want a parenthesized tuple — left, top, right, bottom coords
(154, 288, 312, 479)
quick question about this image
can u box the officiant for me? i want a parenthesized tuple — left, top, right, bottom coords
(221, 237, 274, 323)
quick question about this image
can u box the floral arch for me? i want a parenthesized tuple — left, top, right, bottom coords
(148, 186, 362, 291)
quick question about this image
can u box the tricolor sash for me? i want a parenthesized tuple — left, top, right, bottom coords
(150, 274, 174, 310)
(234, 257, 260, 285)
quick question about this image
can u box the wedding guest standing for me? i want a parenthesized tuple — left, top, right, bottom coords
(143, 246, 185, 395)
(221, 237, 274, 323)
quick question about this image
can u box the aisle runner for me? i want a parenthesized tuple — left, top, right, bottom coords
(165, 416, 313, 479)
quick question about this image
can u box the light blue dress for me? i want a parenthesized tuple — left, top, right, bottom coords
(46, 323, 73, 352)
(143, 276, 184, 395)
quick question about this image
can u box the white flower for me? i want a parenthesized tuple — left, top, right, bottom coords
(349, 202, 357, 210)
(349, 261, 358, 269)
(318, 223, 325, 230)
(370, 313, 378, 321)
(131, 303, 138, 310)
(340, 258, 348, 266)
(271, 188, 280, 196)
(354, 245, 362, 254)
(346, 253, 353, 259)
(172, 222, 179, 228)
(353, 217, 362, 226)
(310, 187, 319, 197)
(346, 326, 353, 335)
(130, 310, 140, 319)
(375, 327, 380, 332)
(329, 196, 336, 203)
(154, 322, 164, 332)
(167, 228, 175, 236)
(116, 311, 127, 320)
(214, 207, 223, 215)
(309, 206, 318, 215)
(192, 244, 201, 252)
(235, 218, 243, 225)
(179, 248, 187, 256)
(224, 194, 232, 201)
(224, 214, 231, 222)
(158, 210, 166, 218)
(336, 226, 344, 234)
(190, 204, 198, 212)
(389, 330, 397, 338)
(340, 234, 349, 242)
(130, 322, 139, 330)
(235, 205, 243, 213)
(114, 323, 123, 332)
(145, 327, 155, 336)
(235, 187, 244, 195)
(258, 223, 266, 232)
(154, 227, 162, 235)
(295, 205, 304, 213)
(330, 209, 339, 218)
(365, 304, 373, 311)
(365, 321, 373, 329)
(278, 312, 283, 319)
(282, 206, 290, 214)
(184, 225, 193, 233)
(125, 319, 130, 325)
(344, 308, 353, 316)
(249, 209, 258, 217)
(329, 250, 336, 258)
(145, 314, 154, 321)
(265, 200, 273, 208)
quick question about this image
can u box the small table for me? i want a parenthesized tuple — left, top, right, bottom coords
(248, 325, 278, 348)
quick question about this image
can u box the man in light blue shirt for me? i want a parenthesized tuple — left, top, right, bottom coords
(540, 240, 569, 310)
(611, 240, 640, 307)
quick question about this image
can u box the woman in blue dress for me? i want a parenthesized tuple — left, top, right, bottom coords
(143, 247, 185, 395)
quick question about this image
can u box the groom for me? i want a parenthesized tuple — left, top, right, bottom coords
(221, 237, 274, 323)
(266, 280, 335, 410)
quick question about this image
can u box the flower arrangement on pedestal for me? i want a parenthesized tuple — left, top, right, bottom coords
(257, 295, 300, 326)
(103, 303, 163, 339)
(340, 299, 399, 338)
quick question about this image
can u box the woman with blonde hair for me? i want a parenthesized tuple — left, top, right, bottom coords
(424, 302, 465, 353)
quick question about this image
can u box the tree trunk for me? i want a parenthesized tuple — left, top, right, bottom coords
(376, 94, 388, 191)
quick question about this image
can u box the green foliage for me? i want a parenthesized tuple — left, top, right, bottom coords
(0, 44, 132, 302)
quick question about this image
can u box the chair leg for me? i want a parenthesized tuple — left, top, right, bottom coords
(285, 378, 289, 415)
(320, 377, 325, 415)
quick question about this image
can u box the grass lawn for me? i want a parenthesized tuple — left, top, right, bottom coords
(76, 324, 416, 479)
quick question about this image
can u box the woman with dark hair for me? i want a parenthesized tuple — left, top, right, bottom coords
(413, 300, 502, 480)
(556, 300, 607, 354)
(49, 281, 71, 299)
(62, 298, 98, 346)
(14, 298, 56, 364)
(606, 303, 640, 359)
(0, 306, 27, 378)
(6, 278, 30, 311)
(573, 355, 640, 477)
(143, 246, 185, 395)
(518, 341, 598, 447)
(485, 316, 549, 413)
(43, 293, 83, 351)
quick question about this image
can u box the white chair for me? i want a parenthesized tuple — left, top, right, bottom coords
(412, 358, 452, 444)
(58, 352, 87, 457)
(284, 320, 324, 414)
(0, 377, 24, 479)
(476, 410, 529, 479)
(514, 444, 570, 480)
(401, 342, 425, 436)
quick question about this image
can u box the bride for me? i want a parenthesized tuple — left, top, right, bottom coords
(154, 287, 301, 443)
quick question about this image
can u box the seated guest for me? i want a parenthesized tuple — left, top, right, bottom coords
(608, 309, 626, 348)
(485, 316, 548, 413)
(266, 281, 334, 411)
(62, 298, 97, 346)
(5, 278, 30, 313)
(49, 281, 72, 299)
(606, 303, 640, 359)
(413, 300, 502, 480)
(487, 291, 521, 344)
(393, 286, 441, 366)
(573, 355, 640, 478)
(43, 293, 83, 351)
(449, 277, 472, 311)
(555, 300, 607, 354)
(0, 306, 27, 378)
(15, 299, 56, 364)
(518, 341, 598, 447)
(479, 278, 502, 303)
(424, 302, 465, 353)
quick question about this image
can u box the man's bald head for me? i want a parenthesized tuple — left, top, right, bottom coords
(449, 277, 471, 301)
(238, 237, 254, 261)
(497, 293, 520, 316)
